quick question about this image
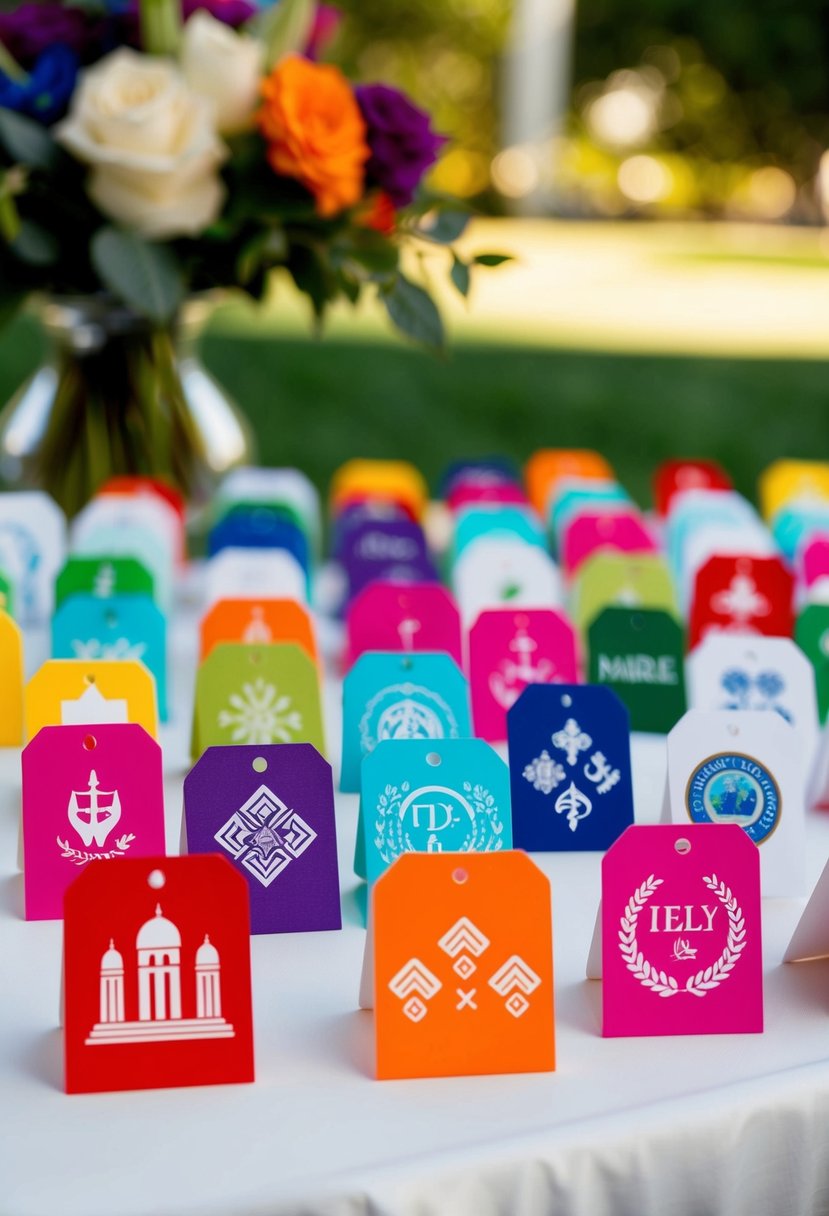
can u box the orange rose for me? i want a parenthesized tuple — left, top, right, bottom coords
(258, 55, 369, 218)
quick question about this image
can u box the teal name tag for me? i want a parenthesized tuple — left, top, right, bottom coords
(51, 593, 168, 720)
(341, 651, 471, 792)
(356, 738, 512, 886)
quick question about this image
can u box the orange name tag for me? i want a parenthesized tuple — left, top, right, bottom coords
(199, 598, 319, 666)
(363, 851, 555, 1079)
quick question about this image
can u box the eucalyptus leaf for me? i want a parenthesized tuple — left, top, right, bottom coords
(11, 219, 59, 266)
(0, 107, 58, 171)
(251, 0, 315, 68)
(450, 253, 471, 298)
(91, 227, 184, 324)
(383, 273, 444, 351)
(417, 209, 470, 245)
(474, 253, 514, 267)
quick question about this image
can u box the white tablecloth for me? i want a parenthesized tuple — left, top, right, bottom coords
(4, 602, 829, 1216)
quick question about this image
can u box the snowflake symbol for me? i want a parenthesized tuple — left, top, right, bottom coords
(217, 678, 303, 744)
(523, 750, 566, 795)
(71, 637, 147, 661)
(551, 718, 592, 766)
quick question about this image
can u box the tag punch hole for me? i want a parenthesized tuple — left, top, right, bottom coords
(252, 756, 267, 773)
(148, 868, 166, 890)
(105, 610, 118, 629)
(674, 838, 691, 856)
(401, 657, 413, 672)
(452, 867, 469, 885)
(728, 723, 739, 737)
(84, 673, 96, 686)
(561, 693, 573, 708)
(249, 649, 262, 666)
(82, 734, 96, 751)
(631, 613, 645, 633)
(516, 613, 529, 629)
(426, 752, 441, 768)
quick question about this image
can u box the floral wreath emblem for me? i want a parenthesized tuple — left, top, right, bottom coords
(618, 873, 746, 998)
(358, 682, 458, 753)
(374, 780, 504, 864)
(56, 833, 136, 866)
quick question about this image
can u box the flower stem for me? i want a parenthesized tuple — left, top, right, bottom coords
(0, 41, 27, 84)
(139, 0, 182, 56)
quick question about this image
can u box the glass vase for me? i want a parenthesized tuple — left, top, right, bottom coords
(0, 294, 254, 517)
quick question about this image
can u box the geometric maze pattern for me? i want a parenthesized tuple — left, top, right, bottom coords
(388, 916, 542, 1021)
(214, 783, 316, 888)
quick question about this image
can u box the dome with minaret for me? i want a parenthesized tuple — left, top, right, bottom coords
(101, 940, 123, 972)
(136, 904, 181, 951)
(196, 935, 219, 966)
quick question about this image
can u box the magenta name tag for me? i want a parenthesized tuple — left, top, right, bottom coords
(601, 824, 762, 1037)
(345, 581, 463, 671)
(22, 723, 166, 921)
(801, 538, 829, 587)
(469, 608, 579, 743)
(563, 512, 657, 576)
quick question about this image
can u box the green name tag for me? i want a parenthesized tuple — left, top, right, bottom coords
(191, 641, 325, 759)
(0, 569, 14, 618)
(55, 556, 155, 609)
(572, 552, 678, 635)
(588, 607, 687, 733)
(796, 603, 829, 724)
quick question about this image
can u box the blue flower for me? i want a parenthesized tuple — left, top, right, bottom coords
(0, 45, 79, 125)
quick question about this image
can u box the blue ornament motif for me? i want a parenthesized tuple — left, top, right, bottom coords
(685, 752, 780, 844)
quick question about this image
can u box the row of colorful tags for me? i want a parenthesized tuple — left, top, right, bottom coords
(4, 454, 829, 745)
(61, 819, 829, 1093)
(6, 450, 829, 1095)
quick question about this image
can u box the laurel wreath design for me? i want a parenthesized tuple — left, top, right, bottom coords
(618, 873, 746, 998)
(374, 780, 503, 864)
(56, 833, 135, 866)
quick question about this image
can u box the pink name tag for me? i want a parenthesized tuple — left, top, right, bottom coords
(22, 723, 165, 921)
(345, 582, 463, 671)
(469, 608, 579, 743)
(563, 512, 657, 575)
(600, 824, 762, 1037)
(801, 538, 829, 588)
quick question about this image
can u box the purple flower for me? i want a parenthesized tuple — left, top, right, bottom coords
(356, 83, 446, 209)
(0, 3, 91, 66)
(0, 44, 79, 124)
(181, 0, 257, 25)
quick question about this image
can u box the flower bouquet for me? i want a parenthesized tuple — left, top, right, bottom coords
(0, 0, 505, 514)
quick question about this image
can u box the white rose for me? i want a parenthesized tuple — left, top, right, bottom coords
(181, 11, 264, 135)
(55, 48, 227, 240)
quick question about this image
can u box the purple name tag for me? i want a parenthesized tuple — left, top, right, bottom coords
(183, 743, 341, 935)
(342, 520, 437, 601)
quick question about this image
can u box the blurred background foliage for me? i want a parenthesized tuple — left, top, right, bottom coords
(337, 0, 829, 221)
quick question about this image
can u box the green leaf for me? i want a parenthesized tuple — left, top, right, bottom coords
(450, 253, 471, 298)
(237, 227, 288, 284)
(417, 209, 470, 245)
(287, 243, 338, 322)
(251, 0, 315, 68)
(473, 253, 514, 267)
(382, 273, 444, 351)
(0, 107, 58, 171)
(10, 219, 58, 266)
(91, 226, 183, 324)
(330, 231, 399, 280)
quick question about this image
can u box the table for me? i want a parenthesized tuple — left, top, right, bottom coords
(4, 602, 829, 1216)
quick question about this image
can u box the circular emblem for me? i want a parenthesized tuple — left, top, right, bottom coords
(359, 683, 459, 753)
(684, 752, 780, 844)
(374, 779, 504, 864)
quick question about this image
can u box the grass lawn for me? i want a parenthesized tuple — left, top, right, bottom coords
(1, 221, 828, 509)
